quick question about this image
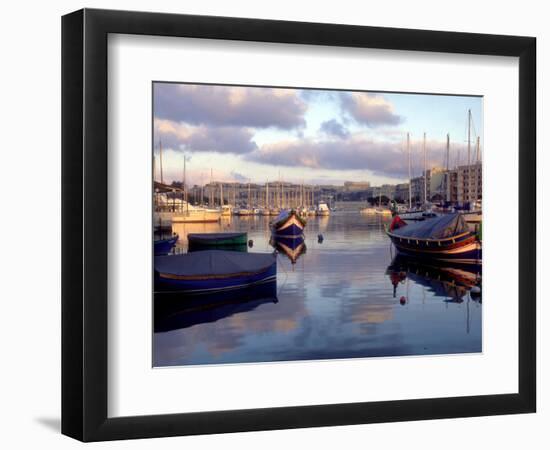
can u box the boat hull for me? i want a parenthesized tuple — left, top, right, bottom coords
(387, 231, 482, 265)
(271, 210, 306, 238)
(172, 209, 221, 223)
(154, 234, 179, 256)
(155, 251, 277, 294)
(156, 263, 276, 293)
(188, 232, 248, 252)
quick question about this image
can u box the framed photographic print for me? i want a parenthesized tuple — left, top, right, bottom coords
(62, 8, 536, 441)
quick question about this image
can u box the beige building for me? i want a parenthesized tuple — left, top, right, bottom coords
(344, 181, 371, 191)
(444, 163, 482, 204)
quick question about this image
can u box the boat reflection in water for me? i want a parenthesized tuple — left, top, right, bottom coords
(270, 235, 307, 264)
(154, 280, 278, 332)
(387, 254, 481, 304)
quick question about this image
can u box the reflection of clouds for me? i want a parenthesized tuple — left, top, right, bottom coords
(155, 291, 307, 366)
(155, 215, 481, 366)
(350, 304, 394, 324)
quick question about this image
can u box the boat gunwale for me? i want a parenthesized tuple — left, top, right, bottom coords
(157, 264, 275, 281)
(385, 227, 473, 243)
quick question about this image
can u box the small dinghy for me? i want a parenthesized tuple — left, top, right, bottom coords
(155, 250, 277, 293)
(187, 232, 247, 251)
(386, 213, 481, 265)
(154, 234, 178, 256)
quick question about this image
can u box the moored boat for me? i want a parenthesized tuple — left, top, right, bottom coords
(154, 234, 179, 256)
(271, 209, 306, 237)
(385, 212, 481, 265)
(221, 204, 232, 217)
(188, 232, 248, 251)
(316, 202, 330, 216)
(235, 208, 253, 216)
(155, 250, 277, 293)
(172, 203, 221, 223)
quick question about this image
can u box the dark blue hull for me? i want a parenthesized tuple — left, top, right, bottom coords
(271, 210, 306, 238)
(155, 262, 276, 293)
(154, 234, 179, 256)
(272, 223, 304, 237)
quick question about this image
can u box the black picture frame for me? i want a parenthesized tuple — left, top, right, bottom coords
(62, 8, 536, 442)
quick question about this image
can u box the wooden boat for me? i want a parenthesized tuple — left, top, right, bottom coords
(385, 213, 481, 265)
(155, 250, 276, 293)
(270, 209, 306, 238)
(188, 232, 248, 251)
(270, 235, 306, 264)
(154, 234, 178, 256)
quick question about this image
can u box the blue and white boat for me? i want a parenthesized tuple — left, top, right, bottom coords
(154, 234, 179, 256)
(270, 209, 306, 238)
(155, 250, 276, 293)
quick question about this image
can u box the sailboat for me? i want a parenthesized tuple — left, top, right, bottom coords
(172, 158, 221, 223)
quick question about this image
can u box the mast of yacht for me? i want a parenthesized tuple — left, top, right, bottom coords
(183, 154, 188, 214)
(467, 109, 472, 204)
(209, 168, 213, 206)
(159, 139, 164, 185)
(474, 136, 481, 204)
(248, 180, 251, 209)
(266, 180, 269, 208)
(220, 181, 224, 207)
(423, 132, 427, 205)
(407, 132, 412, 209)
(446, 133, 450, 171)
(200, 173, 204, 207)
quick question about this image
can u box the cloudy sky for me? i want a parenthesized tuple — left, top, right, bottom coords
(153, 82, 482, 187)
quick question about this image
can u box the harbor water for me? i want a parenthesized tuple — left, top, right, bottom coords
(154, 212, 482, 367)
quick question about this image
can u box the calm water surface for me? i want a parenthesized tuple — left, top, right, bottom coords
(154, 213, 481, 367)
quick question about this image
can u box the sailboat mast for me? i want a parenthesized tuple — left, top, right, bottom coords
(446, 133, 450, 171)
(183, 154, 188, 214)
(248, 181, 251, 208)
(200, 174, 204, 206)
(407, 132, 412, 209)
(423, 132, 427, 205)
(266, 181, 269, 207)
(220, 182, 223, 207)
(159, 139, 164, 185)
(467, 109, 471, 204)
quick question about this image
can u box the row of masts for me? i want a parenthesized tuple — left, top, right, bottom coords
(405, 109, 481, 208)
(209, 181, 317, 209)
